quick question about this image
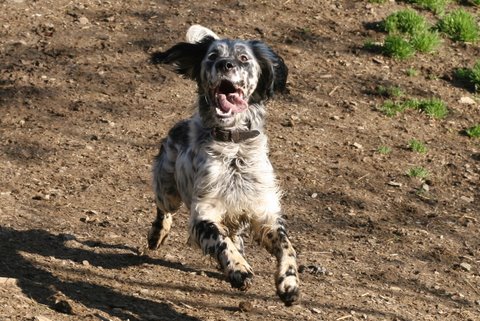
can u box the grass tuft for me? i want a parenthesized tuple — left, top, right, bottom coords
(455, 60, 480, 92)
(406, 68, 419, 76)
(384, 9, 427, 35)
(466, 124, 480, 138)
(410, 31, 441, 53)
(409, 139, 428, 153)
(383, 35, 416, 59)
(437, 9, 479, 42)
(377, 146, 392, 154)
(408, 166, 429, 179)
(375, 85, 405, 98)
(379, 98, 448, 118)
(405, 0, 451, 14)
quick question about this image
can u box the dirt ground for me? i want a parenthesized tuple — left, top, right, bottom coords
(1, 0, 479, 320)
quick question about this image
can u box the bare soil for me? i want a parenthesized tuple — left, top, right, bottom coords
(1, 1, 479, 320)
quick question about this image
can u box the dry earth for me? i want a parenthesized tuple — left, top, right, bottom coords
(1, 0, 479, 320)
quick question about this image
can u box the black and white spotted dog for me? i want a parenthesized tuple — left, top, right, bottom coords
(147, 25, 299, 305)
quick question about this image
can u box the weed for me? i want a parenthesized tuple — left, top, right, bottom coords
(376, 85, 405, 98)
(455, 60, 480, 92)
(405, 0, 451, 14)
(377, 146, 392, 154)
(406, 68, 419, 76)
(409, 139, 428, 153)
(383, 35, 416, 59)
(417, 98, 448, 118)
(437, 9, 479, 42)
(466, 124, 480, 138)
(410, 31, 441, 53)
(408, 166, 429, 179)
(379, 98, 448, 118)
(384, 9, 427, 35)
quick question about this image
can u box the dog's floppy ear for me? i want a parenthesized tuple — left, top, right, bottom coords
(186, 25, 219, 44)
(249, 41, 289, 101)
(151, 36, 215, 81)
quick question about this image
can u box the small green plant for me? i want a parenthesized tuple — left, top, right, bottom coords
(466, 124, 480, 138)
(417, 98, 448, 118)
(437, 9, 479, 42)
(384, 9, 427, 35)
(408, 166, 429, 179)
(410, 31, 441, 53)
(379, 98, 448, 118)
(455, 60, 480, 92)
(375, 85, 405, 98)
(383, 35, 416, 59)
(377, 146, 392, 154)
(406, 67, 419, 76)
(409, 139, 428, 153)
(405, 0, 451, 14)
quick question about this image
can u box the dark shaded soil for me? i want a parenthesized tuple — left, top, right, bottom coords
(1, 1, 479, 320)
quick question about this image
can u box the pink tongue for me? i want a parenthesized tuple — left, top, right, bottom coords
(217, 93, 248, 113)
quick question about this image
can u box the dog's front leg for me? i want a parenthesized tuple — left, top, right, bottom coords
(255, 219, 300, 306)
(190, 206, 253, 290)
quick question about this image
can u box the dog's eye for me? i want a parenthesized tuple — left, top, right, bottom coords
(207, 52, 218, 61)
(239, 54, 249, 62)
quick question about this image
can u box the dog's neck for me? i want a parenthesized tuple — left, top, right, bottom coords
(210, 127, 260, 143)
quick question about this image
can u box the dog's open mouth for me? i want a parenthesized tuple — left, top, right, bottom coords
(214, 80, 248, 117)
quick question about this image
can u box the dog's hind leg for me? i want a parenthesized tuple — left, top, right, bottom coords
(148, 141, 182, 250)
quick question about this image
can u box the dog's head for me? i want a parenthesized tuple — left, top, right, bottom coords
(152, 25, 288, 128)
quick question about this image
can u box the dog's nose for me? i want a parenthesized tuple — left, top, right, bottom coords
(216, 59, 236, 72)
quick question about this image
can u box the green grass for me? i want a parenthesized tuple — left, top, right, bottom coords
(410, 31, 441, 53)
(437, 9, 479, 42)
(408, 166, 429, 179)
(375, 85, 405, 98)
(404, 0, 451, 14)
(384, 9, 428, 35)
(406, 67, 419, 76)
(379, 9, 440, 59)
(455, 60, 480, 92)
(418, 98, 448, 118)
(377, 146, 392, 154)
(466, 124, 480, 138)
(383, 35, 416, 59)
(409, 139, 428, 153)
(379, 98, 448, 118)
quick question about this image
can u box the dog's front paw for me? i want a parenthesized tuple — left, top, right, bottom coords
(276, 267, 300, 306)
(227, 266, 254, 291)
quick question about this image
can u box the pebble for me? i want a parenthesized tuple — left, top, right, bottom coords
(458, 96, 476, 105)
(459, 262, 471, 272)
(388, 181, 402, 187)
(78, 16, 89, 25)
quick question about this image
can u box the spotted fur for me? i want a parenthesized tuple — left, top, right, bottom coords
(148, 25, 299, 305)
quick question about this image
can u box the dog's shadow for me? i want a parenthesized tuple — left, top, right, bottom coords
(0, 226, 223, 320)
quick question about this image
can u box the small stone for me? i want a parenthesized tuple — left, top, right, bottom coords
(459, 96, 476, 105)
(388, 181, 402, 187)
(311, 307, 321, 314)
(33, 316, 52, 321)
(459, 262, 471, 272)
(352, 142, 363, 149)
(78, 16, 89, 25)
(82, 260, 90, 266)
(311, 193, 318, 199)
(239, 301, 253, 312)
(421, 184, 430, 192)
(53, 299, 74, 314)
(460, 196, 474, 203)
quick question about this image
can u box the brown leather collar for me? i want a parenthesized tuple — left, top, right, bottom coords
(211, 127, 260, 143)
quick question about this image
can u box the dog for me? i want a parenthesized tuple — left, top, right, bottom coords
(147, 25, 299, 305)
